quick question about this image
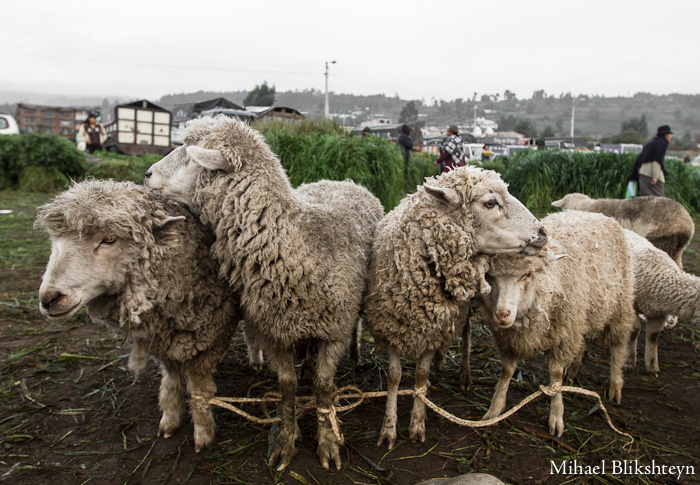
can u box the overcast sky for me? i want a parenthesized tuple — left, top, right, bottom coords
(3, 0, 698, 102)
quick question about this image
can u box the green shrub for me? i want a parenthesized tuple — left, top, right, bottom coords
(18, 166, 70, 192)
(408, 152, 440, 189)
(0, 134, 87, 189)
(86, 159, 146, 184)
(264, 130, 405, 211)
(254, 118, 347, 137)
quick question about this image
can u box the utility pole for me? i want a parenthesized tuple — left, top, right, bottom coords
(570, 96, 576, 142)
(324, 60, 336, 118)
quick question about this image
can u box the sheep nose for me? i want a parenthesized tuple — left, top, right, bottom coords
(41, 292, 65, 310)
(144, 171, 152, 179)
(531, 227, 548, 248)
(496, 310, 511, 322)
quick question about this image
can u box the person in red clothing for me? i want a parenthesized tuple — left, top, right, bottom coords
(434, 125, 465, 173)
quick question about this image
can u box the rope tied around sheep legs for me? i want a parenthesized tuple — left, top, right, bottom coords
(193, 382, 634, 451)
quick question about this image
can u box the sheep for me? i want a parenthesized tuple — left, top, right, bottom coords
(551, 193, 694, 268)
(36, 180, 241, 452)
(476, 211, 637, 437)
(623, 229, 700, 376)
(144, 115, 384, 471)
(363, 166, 548, 450)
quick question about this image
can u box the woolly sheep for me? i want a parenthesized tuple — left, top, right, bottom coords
(476, 211, 637, 437)
(551, 193, 694, 268)
(364, 166, 548, 449)
(144, 116, 384, 471)
(624, 229, 700, 376)
(36, 180, 240, 452)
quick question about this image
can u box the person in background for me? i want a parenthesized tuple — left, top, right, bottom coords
(78, 112, 107, 154)
(434, 125, 465, 173)
(482, 144, 493, 161)
(397, 123, 415, 192)
(361, 126, 371, 137)
(628, 125, 673, 197)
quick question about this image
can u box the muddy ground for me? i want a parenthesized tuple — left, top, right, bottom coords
(1, 192, 699, 485)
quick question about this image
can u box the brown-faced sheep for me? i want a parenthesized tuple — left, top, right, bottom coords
(144, 116, 384, 471)
(551, 193, 694, 268)
(364, 166, 548, 450)
(624, 229, 700, 376)
(36, 180, 240, 452)
(476, 211, 636, 437)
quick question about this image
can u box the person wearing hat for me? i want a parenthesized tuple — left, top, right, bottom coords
(78, 112, 107, 154)
(627, 124, 673, 197)
(434, 125, 466, 173)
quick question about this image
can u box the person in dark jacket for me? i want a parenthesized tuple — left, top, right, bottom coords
(434, 125, 465, 173)
(397, 124, 414, 192)
(628, 125, 673, 197)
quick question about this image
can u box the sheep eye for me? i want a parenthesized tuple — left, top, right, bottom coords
(102, 235, 117, 245)
(484, 199, 499, 209)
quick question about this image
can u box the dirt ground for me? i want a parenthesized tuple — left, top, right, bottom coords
(1, 194, 699, 485)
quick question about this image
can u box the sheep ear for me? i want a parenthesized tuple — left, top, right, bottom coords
(549, 253, 568, 262)
(551, 198, 565, 208)
(186, 146, 229, 171)
(425, 184, 461, 208)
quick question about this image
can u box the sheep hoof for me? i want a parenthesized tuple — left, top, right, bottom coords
(194, 426, 215, 453)
(459, 372, 472, 392)
(408, 418, 426, 443)
(317, 427, 342, 470)
(548, 414, 565, 437)
(609, 382, 623, 405)
(269, 431, 297, 471)
(377, 426, 397, 450)
(158, 417, 180, 440)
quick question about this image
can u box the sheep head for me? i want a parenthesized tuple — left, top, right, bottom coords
(551, 193, 592, 210)
(482, 251, 565, 328)
(36, 180, 185, 323)
(424, 167, 547, 257)
(145, 115, 280, 212)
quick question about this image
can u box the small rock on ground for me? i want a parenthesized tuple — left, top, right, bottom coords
(418, 473, 505, 485)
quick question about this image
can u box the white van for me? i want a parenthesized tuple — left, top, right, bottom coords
(0, 114, 20, 135)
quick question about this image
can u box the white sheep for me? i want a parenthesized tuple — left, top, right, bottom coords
(36, 180, 240, 452)
(551, 193, 694, 268)
(476, 211, 637, 437)
(364, 166, 548, 449)
(144, 116, 384, 471)
(624, 229, 700, 376)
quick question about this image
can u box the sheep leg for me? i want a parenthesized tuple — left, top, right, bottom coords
(482, 355, 516, 421)
(459, 318, 472, 391)
(157, 360, 184, 440)
(568, 348, 585, 379)
(242, 320, 264, 371)
(185, 369, 217, 453)
(267, 349, 299, 472)
(377, 345, 401, 449)
(314, 339, 347, 470)
(645, 316, 668, 377)
(608, 333, 629, 405)
(548, 362, 565, 437)
(349, 319, 362, 363)
(624, 315, 643, 370)
(409, 350, 435, 443)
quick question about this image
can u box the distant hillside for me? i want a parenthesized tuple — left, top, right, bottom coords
(2, 88, 699, 141)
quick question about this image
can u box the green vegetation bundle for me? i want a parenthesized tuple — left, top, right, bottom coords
(0, 134, 87, 190)
(262, 126, 405, 211)
(89, 152, 161, 184)
(18, 166, 70, 192)
(501, 149, 700, 216)
(408, 152, 440, 190)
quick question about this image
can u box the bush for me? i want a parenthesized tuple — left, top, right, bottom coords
(500, 149, 700, 216)
(86, 160, 146, 184)
(0, 134, 87, 189)
(18, 166, 70, 192)
(408, 152, 440, 189)
(264, 130, 405, 212)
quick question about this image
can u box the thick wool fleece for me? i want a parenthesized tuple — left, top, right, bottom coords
(35, 180, 239, 374)
(182, 117, 384, 353)
(624, 229, 700, 324)
(481, 211, 636, 367)
(364, 167, 496, 360)
(553, 194, 694, 267)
